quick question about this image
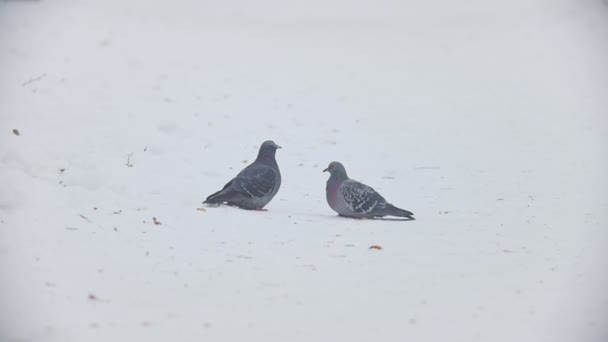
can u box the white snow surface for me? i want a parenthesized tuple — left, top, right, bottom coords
(1, 0, 607, 341)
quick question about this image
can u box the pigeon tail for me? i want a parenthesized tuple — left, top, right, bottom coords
(204, 188, 234, 204)
(385, 204, 415, 220)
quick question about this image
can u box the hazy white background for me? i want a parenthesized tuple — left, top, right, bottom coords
(1, 0, 607, 341)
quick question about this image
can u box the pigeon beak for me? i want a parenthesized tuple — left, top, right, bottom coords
(276, 145, 282, 149)
(322, 167, 329, 173)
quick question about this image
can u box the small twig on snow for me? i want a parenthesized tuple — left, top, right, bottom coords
(22, 73, 46, 87)
(125, 153, 134, 167)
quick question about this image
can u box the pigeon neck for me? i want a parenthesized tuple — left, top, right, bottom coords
(255, 150, 276, 165)
(329, 171, 348, 183)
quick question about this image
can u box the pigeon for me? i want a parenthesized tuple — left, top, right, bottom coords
(204, 140, 282, 210)
(323, 161, 415, 219)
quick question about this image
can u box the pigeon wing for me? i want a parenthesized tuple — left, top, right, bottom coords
(339, 180, 388, 214)
(233, 165, 278, 198)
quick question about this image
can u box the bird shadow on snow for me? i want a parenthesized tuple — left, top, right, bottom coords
(331, 214, 415, 222)
(202, 203, 269, 212)
(202, 205, 414, 221)
(375, 217, 415, 222)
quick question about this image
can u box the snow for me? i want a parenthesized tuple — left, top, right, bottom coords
(1, 0, 607, 341)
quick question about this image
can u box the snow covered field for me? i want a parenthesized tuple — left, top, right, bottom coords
(1, 0, 607, 341)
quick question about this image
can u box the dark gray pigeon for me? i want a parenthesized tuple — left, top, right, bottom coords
(204, 140, 282, 210)
(323, 161, 415, 219)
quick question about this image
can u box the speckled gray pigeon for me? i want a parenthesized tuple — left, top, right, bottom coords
(204, 140, 282, 210)
(323, 161, 415, 219)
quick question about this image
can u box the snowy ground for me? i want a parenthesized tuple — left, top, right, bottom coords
(1, 0, 607, 341)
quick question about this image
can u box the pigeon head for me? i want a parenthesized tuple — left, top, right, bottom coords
(256, 140, 282, 162)
(260, 140, 281, 150)
(323, 161, 348, 178)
